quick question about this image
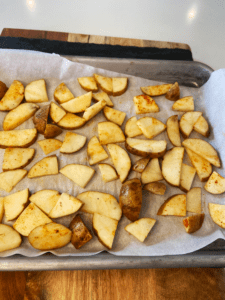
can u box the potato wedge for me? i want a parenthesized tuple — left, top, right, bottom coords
(60, 132, 86, 154)
(61, 92, 92, 113)
(0, 81, 7, 99)
(112, 77, 128, 96)
(2, 148, 35, 171)
(0, 128, 37, 149)
(3, 103, 39, 130)
(0, 169, 27, 192)
(180, 163, 196, 192)
(125, 116, 143, 138)
(179, 111, 202, 138)
(141, 158, 163, 184)
(29, 190, 60, 215)
(83, 99, 107, 122)
(166, 115, 181, 147)
(103, 106, 126, 126)
(98, 122, 125, 144)
(0, 198, 4, 223)
(162, 147, 184, 187)
(107, 144, 131, 183)
(141, 83, 173, 96)
(28, 155, 58, 178)
(28, 222, 71, 250)
(49, 193, 83, 218)
(77, 191, 122, 221)
(4, 188, 29, 221)
(38, 139, 62, 155)
(54, 82, 74, 104)
(93, 213, 118, 249)
(165, 82, 180, 101)
(172, 96, 194, 112)
(92, 91, 113, 107)
(187, 187, 201, 213)
(125, 218, 156, 242)
(204, 171, 225, 194)
(143, 182, 166, 195)
(94, 74, 112, 95)
(98, 163, 118, 182)
(78, 77, 98, 92)
(50, 102, 66, 123)
(33, 105, 50, 134)
(87, 136, 108, 165)
(25, 79, 48, 103)
(133, 95, 159, 114)
(44, 124, 62, 139)
(57, 113, 86, 130)
(193, 115, 210, 137)
(0, 224, 22, 252)
(182, 138, 221, 167)
(0, 80, 24, 111)
(60, 164, 95, 188)
(157, 194, 186, 216)
(132, 157, 150, 173)
(69, 215, 93, 249)
(125, 138, 167, 158)
(183, 214, 205, 233)
(208, 203, 225, 228)
(137, 117, 166, 139)
(13, 203, 52, 236)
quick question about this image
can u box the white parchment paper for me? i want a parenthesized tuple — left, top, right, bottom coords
(0, 49, 225, 257)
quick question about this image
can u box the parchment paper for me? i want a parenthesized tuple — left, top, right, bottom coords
(0, 49, 225, 257)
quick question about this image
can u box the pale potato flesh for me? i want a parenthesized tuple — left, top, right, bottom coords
(172, 96, 194, 112)
(107, 144, 131, 183)
(28, 156, 58, 178)
(186, 187, 201, 214)
(193, 115, 209, 137)
(25, 79, 48, 103)
(98, 122, 125, 144)
(179, 111, 202, 138)
(204, 171, 225, 194)
(98, 163, 118, 182)
(0, 80, 24, 111)
(103, 106, 126, 126)
(183, 214, 205, 233)
(141, 84, 173, 96)
(125, 117, 143, 138)
(125, 218, 156, 242)
(157, 194, 186, 216)
(4, 188, 29, 221)
(126, 138, 167, 158)
(60, 164, 95, 188)
(13, 203, 52, 236)
(77, 191, 122, 221)
(29, 190, 60, 215)
(162, 147, 184, 187)
(78, 77, 98, 92)
(57, 113, 86, 130)
(166, 115, 181, 147)
(61, 92, 92, 113)
(0, 198, 4, 223)
(0, 169, 27, 192)
(54, 82, 74, 104)
(2, 148, 35, 171)
(180, 163, 196, 192)
(141, 158, 163, 184)
(165, 82, 180, 101)
(50, 102, 66, 123)
(3, 103, 39, 130)
(38, 139, 62, 155)
(143, 182, 166, 195)
(112, 77, 128, 96)
(137, 117, 166, 139)
(0, 128, 37, 148)
(0, 224, 22, 252)
(133, 95, 159, 114)
(92, 91, 113, 107)
(83, 99, 107, 121)
(94, 74, 112, 95)
(87, 136, 108, 165)
(208, 203, 225, 228)
(28, 222, 71, 250)
(132, 157, 150, 173)
(60, 132, 86, 154)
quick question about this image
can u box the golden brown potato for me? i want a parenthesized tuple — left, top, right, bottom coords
(119, 178, 142, 222)
(57, 113, 86, 130)
(54, 82, 74, 104)
(183, 214, 205, 233)
(2, 148, 35, 171)
(143, 182, 166, 195)
(78, 77, 98, 92)
(165, 82, 180, 101)
(0, 81, 8, 99)
(33, 105, 50, 134)
(157, 194, 186, 216)
(69, 214, 93, 249)
(141, 84, 173, 96)
(44, 124, 62, 139)
(0, 80, 24, 111)
(0, 129, 37, 149)
(112, 77, 128, 96)
(94, 74, 112, 95)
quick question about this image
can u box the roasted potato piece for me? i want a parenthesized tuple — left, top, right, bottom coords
(0, 198, 4, 223)
(141, 83, 173, 96)
(193, 115, 210, 137)
(165, 82, 180, 101)
(132, 157, 150, 173)
(166, 115, 181, 147)
(60, 132, 86, 154)
(44, 124, 62, 139)
(61, 92, 92, 113)
(133, 95, 159, 114)
(98, 163, 118, 182)
(0, 128, 37, 149)
(94, 74, 112, 95)
(103, 106, 126, 126)
(70, 215, 93, 249)
(25, 79, 48, 103)
(3, 103, 39, 130)
(0, 80, 24, 111)
(28, 155, 58, 178)
(50, 102, 66, 123)
(157, 194, 186, 216)
(93, 213, 118, 249)
(180, 163, 196, 193)
(112, 77, 128, 96)
(60, 164, 95, 188)
(92, 91, 113, 107)
(38, 139, 62, 155)
(125, 116, 143, 138)
(54, 82, 74, 104)
(119, 178, 142, 222)
(4, 188, 29, 221)
(172, 96, 194, 112)
(29, 190, 60, 215)
(77, 191, 122, 221)
(28, 222, 71, 250)
(0, 169, 27, 192)
(141, 158, 163, 184)
(57, 113, 86, 130)
(13, 203, 52, 236)
(137, 117, 166, 139)
(0, 225, 22, 252)
(183, 214, 205, 233)
(187, 187, 201, 214)
(125, 138, 167, 158)
(204, 171, 225, 194)
(2, 148, 35, 171)
(98, 121, 125, 144)
(83, 99, 107, 122)
(208, 203, 225, 228)
(143, 182, 166, 195)
(33, 105, 50, 134)
(0, 81, 7, 99)
(78, 77, 98, 92)
(125, 218, 156, 242)
(179, 111, 202, 138)
(87, 136, 108, 165)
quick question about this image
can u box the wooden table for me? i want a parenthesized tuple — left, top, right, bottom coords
(0, 29, 224, 300)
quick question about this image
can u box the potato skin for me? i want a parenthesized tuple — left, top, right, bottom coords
(0, 81, 8, 99)
(44, 124, 62, 139)
(33, 105, 50, 134)
(69, 215, 92, 249)
(119, 178, 142, 222)
(165, 82, 180, 101)
(183, 214, 205, 233)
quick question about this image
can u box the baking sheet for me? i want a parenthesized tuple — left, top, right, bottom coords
(0, 49, 225, 257)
